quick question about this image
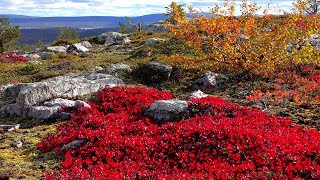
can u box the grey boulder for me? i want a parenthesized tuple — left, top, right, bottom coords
(193, 71, 227, 92)
(145, 99, 188, 124)
(98, 32, 129, 45)
(144, 38, 165, 47)
(106, 63, 132, 76)
(132, 62, 173, 84)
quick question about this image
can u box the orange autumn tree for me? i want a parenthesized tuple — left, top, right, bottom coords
(166, 0, 320, 76)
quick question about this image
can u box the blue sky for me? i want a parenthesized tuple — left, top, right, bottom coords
(0, 0, 295, 17)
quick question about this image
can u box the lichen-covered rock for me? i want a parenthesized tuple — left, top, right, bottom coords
(16, 82, 54, 106)
(28, 106, 61, 120)
(145, 99, 188, 124)
(0, 73, 123, 120)
(44, 98, 91, 109)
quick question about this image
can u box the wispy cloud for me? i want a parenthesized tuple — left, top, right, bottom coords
(0, 0, 295, 17)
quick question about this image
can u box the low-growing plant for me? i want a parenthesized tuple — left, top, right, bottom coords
(38, 87, 320, 179)
(247, 64, 320, 107)
(0, 52, 29, 63)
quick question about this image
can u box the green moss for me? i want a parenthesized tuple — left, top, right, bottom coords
(0, 121, 60, 179)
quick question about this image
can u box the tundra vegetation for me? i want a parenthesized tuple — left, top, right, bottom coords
(0, 0, 319, 179)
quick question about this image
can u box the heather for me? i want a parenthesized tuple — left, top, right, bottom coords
(38, 87, 320, 179)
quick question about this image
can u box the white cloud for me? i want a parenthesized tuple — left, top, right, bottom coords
(0, 0, 295, 17)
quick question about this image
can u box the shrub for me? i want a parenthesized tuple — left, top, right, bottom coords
(38, 87, 320, 179)
(166, 1, 320, 77)
(53, 27, 80, 46)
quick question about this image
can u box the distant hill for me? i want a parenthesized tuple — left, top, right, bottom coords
(0, 14, 167, 29)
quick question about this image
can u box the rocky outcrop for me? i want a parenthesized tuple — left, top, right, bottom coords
(145, 99, 188, 124)
(0, 73, 124, 120)
(98, 32, 130, 46)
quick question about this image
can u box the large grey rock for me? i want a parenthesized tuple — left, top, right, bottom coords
(106, 63, 131, 76)
(193, 71, 227, 92)
(79, 41, 92, 48)
(98, 32, 129, 45)
(28, 106, 61, 120)
(0, 103, 28, 117)
(67, 43, 89, 53)
(144, 38, 165, 47)
(0, 73, 123, 119)
(44, 98, 91, 109)
(43, 73, 124, 98)
(0, 84, 28, 106)
(145, 99, 188, 123)
(46, 46, 67, 53)
(133, 62, 173, 84)
(16, 82, 54, 106)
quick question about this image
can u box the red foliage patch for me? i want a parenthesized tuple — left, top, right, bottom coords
(38, 87, 320, 179)
(0, 52, 29, 63)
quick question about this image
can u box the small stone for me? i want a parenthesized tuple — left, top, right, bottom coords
(8, 124, 20, 132)
(62, 140, 88, 151)
(187, 90, 208, 100)
(11, 141, 23, 148)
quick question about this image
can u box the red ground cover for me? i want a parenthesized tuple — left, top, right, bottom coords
(38, 87, 320, 179)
